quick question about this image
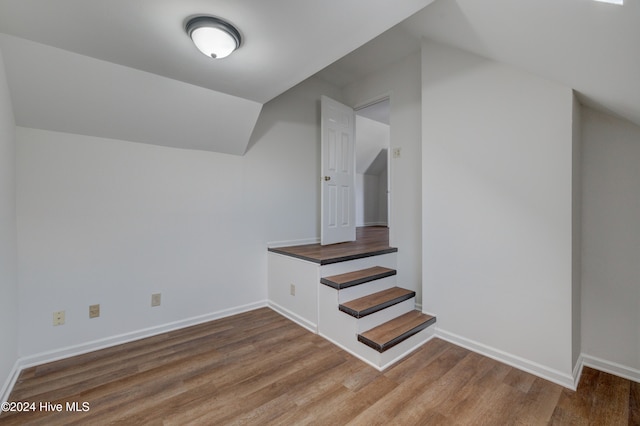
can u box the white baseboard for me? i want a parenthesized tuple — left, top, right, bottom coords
(573, 353, 585, 389)
(361, 222, 388, 227)
(379, 330, 437, 371)
(435, 328, 576, 390)
(1, 300, 268, 404)
(581, 353, 640, 384)
(1, 359, 21, 405)
(268, 301, 318, 333)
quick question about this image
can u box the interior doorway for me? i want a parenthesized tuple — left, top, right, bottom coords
(355, 98, 390, 228)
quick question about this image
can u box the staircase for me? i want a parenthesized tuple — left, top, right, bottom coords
(318, 257, 436, 370)
(268, 227, 436, 370)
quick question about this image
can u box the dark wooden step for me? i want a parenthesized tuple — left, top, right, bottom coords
(321, 266, 396, 290)
(358, 311, 436, 353)
(339, 287, 415, 318)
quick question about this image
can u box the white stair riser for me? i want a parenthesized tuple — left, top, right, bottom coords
(379, 326, 436, 369)
(337, 276, 397, 303)
(355, 298, 415, 333)
(318, 284, 362, 358)
(320, 316, 436, 371)
(320, 253, 397, 278)
(320, 282, 420, 367)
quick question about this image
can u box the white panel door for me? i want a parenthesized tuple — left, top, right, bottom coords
(321, 96, 356, 245)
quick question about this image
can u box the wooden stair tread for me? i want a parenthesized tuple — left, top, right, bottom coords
(321, 266, 396, 290)
(358, 310, 436, 353)
(339, 287, 414, 318)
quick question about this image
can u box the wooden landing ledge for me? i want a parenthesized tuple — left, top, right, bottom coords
(268, 226, 396, 265)
(358, 311, 436, 353)
(268, 244, 397, 265)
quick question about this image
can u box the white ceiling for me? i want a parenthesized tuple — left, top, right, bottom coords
(320, 0, 640, 129)
(0, 0, 432, 154)
(401, 0, 640, 127)
(315, 25, 422, 90)
(0, 0, 432, 104)
(0, 0, 638, 154)
(0, 33, 263, 155)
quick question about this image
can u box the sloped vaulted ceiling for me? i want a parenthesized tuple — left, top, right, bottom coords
(3, 0, 637, 153)
(0, 34, 263, 155)
(402, 0, 640, 127)
(0, 0, 434, 155)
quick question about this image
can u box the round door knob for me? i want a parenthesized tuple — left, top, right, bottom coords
(324, 176, 331, 181)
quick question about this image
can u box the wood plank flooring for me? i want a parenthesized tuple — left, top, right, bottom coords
(1, 307, 637, 425)
(268, 226, 395, 264)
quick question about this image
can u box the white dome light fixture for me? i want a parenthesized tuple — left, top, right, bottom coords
(185, 16, 241, 59)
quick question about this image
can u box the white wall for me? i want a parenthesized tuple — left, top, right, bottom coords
(356, 173, 386, 227)
(16, 75, 342, 359)
(17, 128, 257, 356)
(343, 52, 423, 303)
(355, 115, 389, 175)
(355, 115, 389, 227)
(355, 173, 366, 226)
(421, 40, 577, 384)
(581, 107, 640, 375)
(0, 48, 19, 399)
(244, 77, 343, 243)
(378, 167, 388, 225)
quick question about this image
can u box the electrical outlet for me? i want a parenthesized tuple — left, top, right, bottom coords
(393, 147, 401, 158)
(151, 293, 161, 307)
(53, 310, 65, 326)
(89, 304, 100, 318)
(290, 284, 295, 296)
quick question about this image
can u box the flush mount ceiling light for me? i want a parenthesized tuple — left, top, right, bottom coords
(185, 16, 241, 59)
